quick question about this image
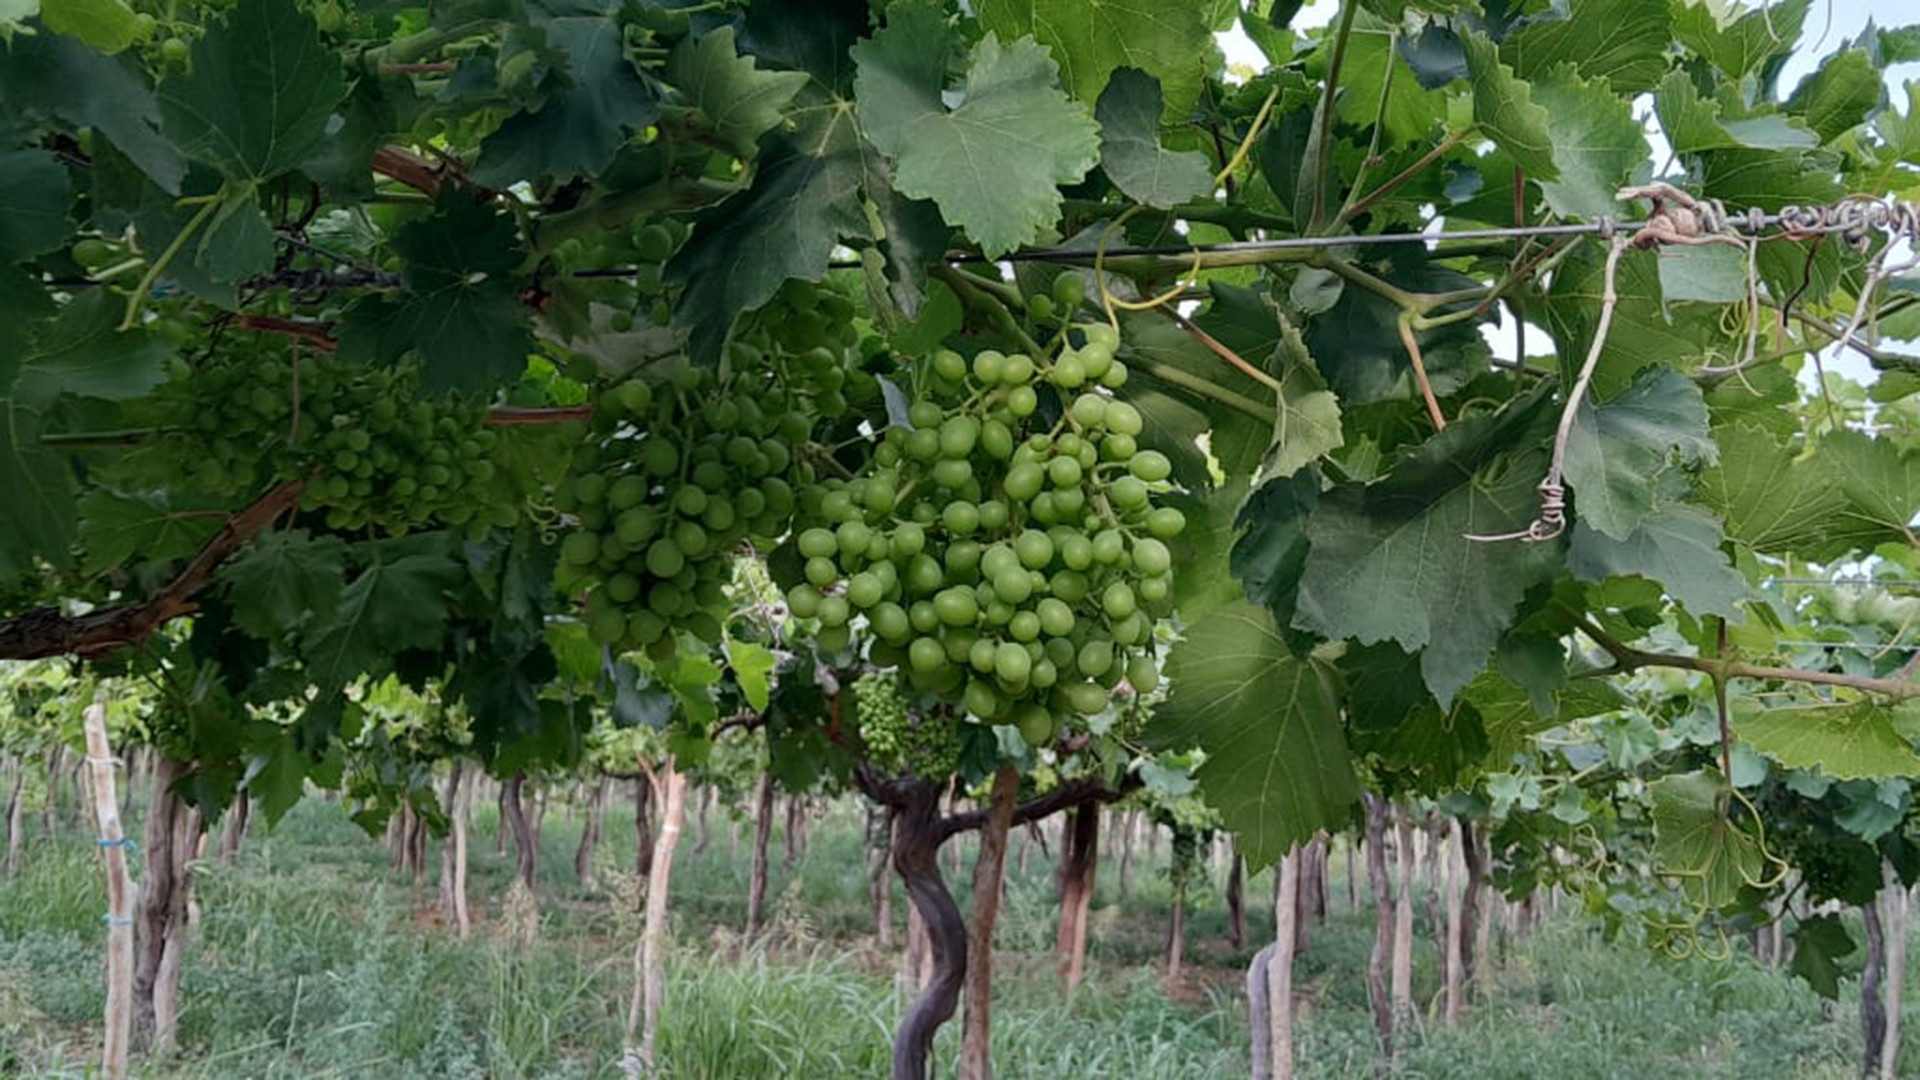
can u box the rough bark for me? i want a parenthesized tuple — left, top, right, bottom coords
(43, 744, 63, 838)
(529, 784, 547, 866)
(958, 766, 1019, 1080)
(1864, 897, 1888, 1080)
(216, 796, 249, 863)
(1117, 808, 1136, 899)
(4, 756, 24, 877)
(1881, 861, 1907, 1080)
(869, 804, 895, 948)
(446, 763, 472, 937)
(1267, 844, 1301, 1080)
(634, 776, 654, 880)
(1391, 803, 1417, 1058)
(1442, 818, 1466, 1022)
(1347, 834, 1359, 914)
(1472, 833, 1494, 988)
(1166, 884, 1187, 982)
(692, 784, 710, 857)
(503, 772, 536, 890)
(783, 794, 804, 871)
(1458, 819, 1485, 987)
(494, 778, 508, 857)
(1364, 796, 1395, 1062)
(1227, 851, 1246, 950)
(747, 773, 776, 938)
(622, 760, 687, 1079)
(1055, 802, 1099, 993)
(133, 757, 199, 1055)
(83, 698, 133, 1080)
(889, 779, 966, 1080)
(1248, 942, 1276, 1080)
(575, 773, 609, 886)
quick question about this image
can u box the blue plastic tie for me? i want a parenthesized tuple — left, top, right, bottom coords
(102, 913, 133, 927)
(95, 836, 138, 852)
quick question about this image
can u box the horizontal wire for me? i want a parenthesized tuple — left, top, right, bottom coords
(1773, 640, 1920, 652)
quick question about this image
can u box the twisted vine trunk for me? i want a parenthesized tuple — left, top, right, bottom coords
(1227, 850, 1245, 950)
(503, 772, 535, 890)
(747, 774, 776, 938)
(1055, 802, 1099, 993)
(958, 766, 1019, 1080)
(445, 763, 472, 937)
(574, 773, 609, 886)
(891, 780, 966, 1080)
(4, 756, 24, 877)
(869, 805, 895, 948)
(133, 757, 200, 1056)
(634, 777, 654, 880)
(1363, 796, 1395, 1066)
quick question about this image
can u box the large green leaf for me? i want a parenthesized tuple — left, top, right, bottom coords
(974, 0, 1212, 119)
(1784, 48, 1880, 144)
(1562, 366, 1714, 541)
(1231, 470, 1319, 635)
(0, 149, 70, 265)
(217, 529, 349, 639)
(1673, 0, 1808, 83)
(1737, 700, 1920, 781)
(1541, 246, 1735, 398)
(300, 540, 465, 689)
(13, 290, 169, 407)
(850, 0, 950, 158)
(1334, 15, 1449, 147)
(1529, 66, 1647, 221)
(1498, 0, 1672, 93)
(1790, 914, 1856, 999)
(877, 33, 1099, 257)
(75, 488, 224, 577)
(338, 196, 531, 394)
(1655, 70, 1817, 154)
(0, 398, 72, 577)
(1462, 30, 1557, 182)
(666, 26, 810, 161)
(1294, 396, 1560, 705)
(1302, 249, 1490, 406)
(474, 16, 660, 184)
(1822, 430, 1920, 536)
(40, 0, 140, 53)
(1095, 67, 1213, 211)
(0, 29, 182, 191)
(156, 0, 345, 182)
(1649, 770, 1767, 910)
(1155, 601, 1358, 869)
(1699, 423, 1895, 560)
(1568, 504, 1750, 621)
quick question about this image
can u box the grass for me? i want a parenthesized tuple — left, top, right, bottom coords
(0, 790, 1896, 1078)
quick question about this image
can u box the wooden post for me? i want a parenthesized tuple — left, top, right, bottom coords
(1268, 844, 1301, 1080)
(747, 773, 776, 938)
(1443, 818, 1466, 1021)
(624, 758, 687, 1079)
(958, 766, 1019, 1080)
(83, 696, 132, 1080)
(1391, 804, 1416, 1055)
(1882, 861, 1907, 1080)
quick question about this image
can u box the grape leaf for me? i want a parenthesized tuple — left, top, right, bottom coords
(878, 33, 1099, 258)
(1231, 470, 1319, 636)
(974, 0, 1211, 120)
(724, 637, 776, 712)
(300, 540, 464, 689)
(1301, 249, 1490, 406)
(666, 26, 809, 161)
(1294, 395, 1561, 706)
(1268, 352, 1343, 481)
(1498, 0, 1672, 93)
(0, 29, 181, 191)
(40, 0, 141, 53)
(1821, 430, 1920, 534)
(1737, 700, 1920, 781)
(1699, 423, 1895, 561)
(1562, 366, 1714, 541)
(1095, 68, 1212, 210)
(13, 290, 169, 406)
(1655, 70, 1817, 153)
(1784, 48, 1880, 144)
(474, 16, 659, 184)
(1568, 504, 1750, 621)
(1462, 30, 1557, 181)
(1657, 243, 1750, 304)
(1154, 601, 1358, 870)
(1790, 914, 1855, 999)
(0, 399, 72, 577)
(850, 0, 951, 157)
(1541, 245, 1735, 398)
(1528, 65, 1647, 221)
(157, 0, 346, 182)
(1649, 770, 1767, 910)
(338, 195, 532, 394)
(76, 489, 224, 577)
(218, 529, 349, 640)
(1673, 0, 1808, 83)
(0, 148, 70, 265)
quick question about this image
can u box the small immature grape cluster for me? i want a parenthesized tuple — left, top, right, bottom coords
(150, 351, 512, 536)
(555, 282, 863, 657)
(787, 304, 1179, 750)
(852, 669, 960, 779)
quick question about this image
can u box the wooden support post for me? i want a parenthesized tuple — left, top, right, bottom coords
(82, 695, 133, 1080)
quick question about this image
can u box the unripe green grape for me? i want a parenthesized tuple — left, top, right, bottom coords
(934, 349, 968, 382)
(1102, 581, 1138, 620)
(932, 457, 972, 489)
(1007, 385, 1038, 417)
(848, 572, 884, 609)
(1108, 475, 1150, 511)
(1132, 538, 1171, 576)
(1132, 450, 1172, 482)
(873, 602, 912, 642)
(980, 419, 1014, 460)
(969, 637, 999, 673)
(1064, 681, 1108, 715)
(1128, 654, 1160, 694)
(1036, 598, 1075, 638)
(972, 350, 1007, 384)
(1139, 574, 1170, 604)
(1050, 569, 1090, 604)
(815, 623, 852, 653)
(788, 584, 822, 619)
(1052, 353, 1086, 388)
(1070, 393, 1107, 428)
(1053, 273, 1086, 311)
(892, 522, 927, 559)
(1100, 360, 1129, 388)
(963, 679, 1002, 720)
(934, 587, 979, 626)
(1047, 456, 1082, 488)
(562, 532, 601, 565)
(906, 554, 945, 595)
(805, 556, 839, 587)
(1009, 610, 1041, 643)
(1001, 353, 1035, 384)
(817, 594, 851, 627)
(942, 501, 980, 535)
(799, 527, 837, 558)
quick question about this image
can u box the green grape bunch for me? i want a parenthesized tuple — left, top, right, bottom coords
(554, 282, 864, 660)
(145, 349, 513, 537)
(785, 318, 1179, 750)
(853, 669, 960, 779)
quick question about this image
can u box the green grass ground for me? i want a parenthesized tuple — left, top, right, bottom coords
(0, 793, 1886, 1078)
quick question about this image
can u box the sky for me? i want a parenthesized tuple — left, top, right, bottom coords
(1215, 0, 1920, 381)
